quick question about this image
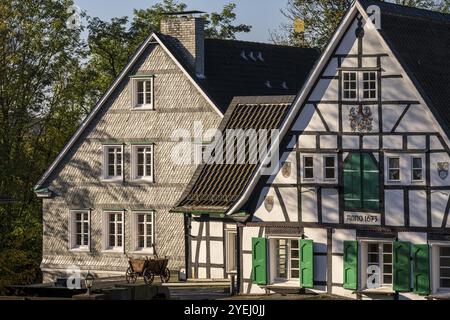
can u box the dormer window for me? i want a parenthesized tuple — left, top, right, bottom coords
(131, 75, 154, 109)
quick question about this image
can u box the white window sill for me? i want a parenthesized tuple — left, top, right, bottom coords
(132, 105, 154, 110)
(359, 286, 395, 295)
(101, 178, 124, 183)
(102, 248, 124, 254)
(131, 178, 154, 183)
(130, 249, 154, 255)
(70, 247, 90, 253)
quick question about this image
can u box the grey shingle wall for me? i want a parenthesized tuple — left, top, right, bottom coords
(41, 43, 221, 280)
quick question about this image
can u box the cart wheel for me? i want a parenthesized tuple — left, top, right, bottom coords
(126, 267, 137, 284)
(160, 267, 170, 283)
(143, 268, 154, 285)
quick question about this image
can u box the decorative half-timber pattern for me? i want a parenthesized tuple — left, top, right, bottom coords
(174, 0, 450, 300)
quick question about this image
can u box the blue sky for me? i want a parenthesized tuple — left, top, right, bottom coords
(73, 0, 287, 43)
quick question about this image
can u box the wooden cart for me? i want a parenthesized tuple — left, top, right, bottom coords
(125, 255, 170, 285)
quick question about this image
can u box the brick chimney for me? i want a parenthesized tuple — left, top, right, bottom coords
(160, 16, 205, 78)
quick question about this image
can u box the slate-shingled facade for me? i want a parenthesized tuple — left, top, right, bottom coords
(34, 14, 319, 281)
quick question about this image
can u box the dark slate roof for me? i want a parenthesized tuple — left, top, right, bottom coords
(158, 33, 319, 113)
(172, 95, 295, 213)
(359, 0, 450, 135)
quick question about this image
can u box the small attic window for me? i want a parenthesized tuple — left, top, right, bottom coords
(131, 73, 154, 109)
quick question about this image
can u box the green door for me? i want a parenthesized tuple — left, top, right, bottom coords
(252, 237, 267, 285)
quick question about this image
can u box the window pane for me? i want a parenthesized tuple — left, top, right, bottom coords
(304, 168, 314, 179)
(76, 234, 82, 245)
(325, 157, 335, 167)
(389, 169, 400, 180)
(440, 247, 450, 257)
(383, 275, 392, 284)
(138, 236, 144, 248)
(291, 259, 299, 269)
(84, 234, 89, 246)
(146, 224, 152, 236)
(383, 264, 392, 274)
(368, 253, 379, 263)
(440, 278, 450, 288)
(383, 254, 392, 264)
(413, 158, 422, 168)
(291, 270, 299, 279)
(383, 243, 392, 252)
(109, 222, 115, 234)
(304, 157, 313, 167)
(440, 268, 450, 277)
(325, 168, 335, 179)
(109, 235, 115, 247)
(117, 214, 122, 222)
(389, 158, 399, 168)
(76, 213, 81, 220)
(137, 81, 144, 92)
(76, 222, 81, 233)
(138, 214, 144, 223)
(368, 243, 379, 253)
(117, 235, 122, 247)
(137, 164, 144, 177)
(413, 169, 422, 180)
(440, 257, 450, 267)
(291, 240, 298, 249)
(146, 236, 152, 247)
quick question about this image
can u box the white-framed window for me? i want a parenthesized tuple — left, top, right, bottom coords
(365, 242, 393, 288)
(131, 211, 154, 253)
(303, 156, 314, 180)
(131, 145, 154, 181)
(226, 229, 238, 273)
(69, 210, 90, 251)
(102, 145, 123, 181)
(274, 238, 299, 281)
(387, 157, 400, 181)
(343, 71, 358, 100)
(323, 155, 337, 180)
(362, 71, 377, 100)
(132, 78, 154, 109)
(103, 211, 124, 251)
(411, 156, 423, 181)
(439, 246, 450, 289)
(342, 71, 377, 101)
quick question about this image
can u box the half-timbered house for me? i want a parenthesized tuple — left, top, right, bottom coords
(172, 0, 450, 300)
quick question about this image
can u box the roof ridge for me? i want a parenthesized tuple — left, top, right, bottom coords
(205, 37, 319, 50)
(359, 0, 450, 22)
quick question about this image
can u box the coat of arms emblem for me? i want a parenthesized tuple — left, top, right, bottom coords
(349, 105, 373, 132)
(282, 162, 291, 178)
(438, 162, 449, 180)
(264, 195, 274, 212)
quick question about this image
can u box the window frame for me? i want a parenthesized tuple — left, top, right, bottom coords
(131, 211, 155, 254)
(411, 155, 424, 182)
(302, 155, 315, 181)
(273, 238, 300, 282)
(103, 210, 125, 252)
(225, 229, 238, 273)
(132, 77, 154, 109)
(362, 71, 377, 100)
(387, 156, 401, 182)
(323, 155, 337, 181)
(102, 145, 124, 181)
(439, 246, 450, 290)
(362, 240, 394, 290)
(69, 210, 91, 251)
(131, 144, 154, 182)
(342, 70, 378, 101)
(342, 71, 358, 101)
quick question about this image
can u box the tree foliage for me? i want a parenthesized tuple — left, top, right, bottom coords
(0, 0, 249, 292)
(271, 0, 449, 48)
(86, 0, 251, 98)
(0, 0, 92, 291)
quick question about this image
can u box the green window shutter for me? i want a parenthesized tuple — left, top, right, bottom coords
(252, 237, 267, 285)
(412, 244, 430, 295)
(344, 154, 362, 210)
(300, 239, 314, 288)
(393, 241, 411, 292)
(343, 240, 358, 290)
(362, 153, 379, 210)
